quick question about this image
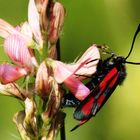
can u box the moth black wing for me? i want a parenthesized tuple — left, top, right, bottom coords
(62, 93, 80, 107)
(71, 66, 127, 134)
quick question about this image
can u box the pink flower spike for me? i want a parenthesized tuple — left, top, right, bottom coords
(0, 64, 27, 84)
(64, 76, 90, 101)
(4, 34, 33, 71)
(28, 0, 43, 47)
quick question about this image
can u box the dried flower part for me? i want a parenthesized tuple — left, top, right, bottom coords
(0, 64, 27, 84)
(13, 99, 38, 139)
(48, 43, 57, 59)
(13, 111, 34, 140)
(35, 61, 50, 96)
(42, 77, 62, 124)
(24, 98, 38, 136)
(47, 111, 66, 140)
(48, 2, 65, 44)
(0, 83, 25, 100)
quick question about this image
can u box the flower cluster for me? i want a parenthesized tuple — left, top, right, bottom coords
(0, 0, 100, 139)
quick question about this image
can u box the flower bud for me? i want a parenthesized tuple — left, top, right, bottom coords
(48, 2, 65, 44)
(34, 0, 49, 31)
(35, 61, 50, 97)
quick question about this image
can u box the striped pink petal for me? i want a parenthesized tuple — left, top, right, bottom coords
(4, 34, 33, 71)
(0, 64, 27, 84)
(75, 44, 100, 77)
(53, 60, 83, 83)
(28, 0, 43, 47)
(0, 19, 32, 45)
(53, 45, 100, 83)
(0, 19, 21, 38)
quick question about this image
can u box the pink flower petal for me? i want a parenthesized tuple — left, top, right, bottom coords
(28, 0, 43, 47)
(4, 34, 33, 71)
(20, 22, 33, 39)
(15, 26, 21, 32)
(0, 64, 27, 84)
(0, 19, 21, 38)
(53, 45, 100, 83)
(64, 76, 90, 101)
(76, 45, 100, 63)
(0, 19, 32, 46)
(53, 60, 83, 83)
(53, 57, 95, 83)
(75, 44, 100, 77)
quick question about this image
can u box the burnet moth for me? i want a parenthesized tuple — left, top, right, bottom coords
(62, 24, 140, 131)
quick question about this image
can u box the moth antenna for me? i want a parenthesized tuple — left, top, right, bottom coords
(125, 61, 140, 65)
(125, 24, 140, 60)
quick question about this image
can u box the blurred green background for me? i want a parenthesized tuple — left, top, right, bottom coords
(0, 0, 140, 140)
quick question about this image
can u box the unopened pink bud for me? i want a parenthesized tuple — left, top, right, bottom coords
(48, 2, 65, 44)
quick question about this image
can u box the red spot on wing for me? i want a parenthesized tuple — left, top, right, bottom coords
(103, 67, 118, 83)
(109, 72, 118, 88)
(99, 67, 118, 92)
(97, 67, 119, 106)
(97, 95, 105, 105)
(81, 96, 94, 116)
